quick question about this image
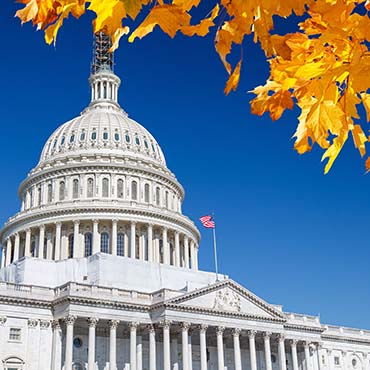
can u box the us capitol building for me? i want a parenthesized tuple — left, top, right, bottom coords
(0, 34, 369, 370)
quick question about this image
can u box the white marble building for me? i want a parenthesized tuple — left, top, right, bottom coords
(0, 35, 369, 370)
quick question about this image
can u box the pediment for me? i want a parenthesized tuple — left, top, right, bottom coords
(164, 279, 285, 320)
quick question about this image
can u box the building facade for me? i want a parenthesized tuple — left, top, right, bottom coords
(0, 36, 369, 370)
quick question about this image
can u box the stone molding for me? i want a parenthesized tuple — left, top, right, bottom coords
(0, 316, 7, 325)
(40, 320, 51, 330)
(28, 318, 39, 328)
(64, 315, 77, 326)
(87, 317, 99, 328)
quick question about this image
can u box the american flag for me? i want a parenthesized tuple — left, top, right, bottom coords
(199, 215, 215, 229)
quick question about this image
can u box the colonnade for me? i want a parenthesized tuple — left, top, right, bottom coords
(1, 220, 198, 270)
(53, 317, 319, 370)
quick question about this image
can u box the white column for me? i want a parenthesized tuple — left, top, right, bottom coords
(112, 219, 118, 256)
(181, 323, 190, 370)
(87, 318, 99, 370)
(0, 247, 5, 268)
(110, 320, 119, 370)
(233, 328, 242, 370)
(199, 325, 208, 370)
(14, 233, 20, 261)
(130, 322, 138, 370)
(149, 325, 156, 370)
(188, 331, 193, 370)
(148, 224, 153, 262)
(38, 225, 45, 259)
(190, 240, 196, 269)
(25, 228, 31, 257)
(51, 320, 62, 370)
(278, 334, 287, 370)
(249, 330, 257, 370)
(291, 340, 299, 370)
(264, 332, 273, 370)
(137, 335, 143, 370)
(175, 232, 180, 267)
(163, 320, 171, 370)
(130, 221, 136, 258)
(5, 238, 12, 265)
(93, 220, 99, 254)
(216, 326, 225, 370)
(184, 236, 189, 268)
(0, 317, 7, 368)
(73, 220, 80, 258)
(55, 223, 62, 260)
(304, 342, 312, 370)
(171, 336, 179, 370)
(64, 315, 77, 370)
(194, 245, 199, 270)
(163, 228, 170, 264)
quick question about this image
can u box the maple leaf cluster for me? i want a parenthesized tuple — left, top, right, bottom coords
(15, 0, 370, 173)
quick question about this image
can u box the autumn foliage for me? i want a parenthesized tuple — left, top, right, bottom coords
(16, 0, 370, 173)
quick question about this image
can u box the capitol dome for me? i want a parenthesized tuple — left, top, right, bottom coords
(0, 35, 200, 271)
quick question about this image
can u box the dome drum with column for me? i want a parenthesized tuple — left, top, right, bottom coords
(0, 51, 200, 271)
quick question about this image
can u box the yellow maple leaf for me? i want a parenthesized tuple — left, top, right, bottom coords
(351, 124, 367, 157)
(321, 131, 348, 174)
(224, 61, 242, 95)
(181, 4, 219, 37)
(129, 4, 191, 42)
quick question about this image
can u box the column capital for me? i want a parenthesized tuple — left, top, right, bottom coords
(129, 321, 140, 331)
(181, 322, 190, 332)
(54, 222, 62, 227)
(25, 228, 31, 233)
(93, 219, 99, 225)
(112, 218, 118, 224)
(290, 339, 299, 347)
(199, 324, 208, 333)
(147, 324, 156, 334)
(28, 318, 39, 328)
(159, 319, 172, 329)
(0, 316, 7, 325)
(14, 232, 19, 237)
(303, 341, 311, 348)
(131, 221, 137, 225)
(51, 319, 61, 330)
(232, 328, 241, 337)
(39, 224, 45, 231)
(277, 333, 286, 342)
(248, 330, 257, 339)
(73, 220, 80, 226)
(87, 317, 99, 328)
(216, 326, 225, 335)
(64, 315, 77, 326)
(40, 320, 51, 330)
(109, 319, 120, 329)
(263, 331, 272, 339)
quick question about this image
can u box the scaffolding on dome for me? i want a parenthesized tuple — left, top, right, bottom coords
(91, 32, 114, 74)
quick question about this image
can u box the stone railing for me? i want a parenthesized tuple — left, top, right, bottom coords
(286, 312, 321, 326)
(322, 324, 370, 338)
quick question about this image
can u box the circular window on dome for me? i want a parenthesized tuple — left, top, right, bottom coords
(103, 131, 109, 140)
(271, 355, 277, 363)
(61, 136, 65, 145)
(91, 131, 97, 141)
(114, 132, 120, 141)
(125, 134, 131, 143)
(73, 337, 83, 348)
(135, 136, 140, 146)
(352, 359, 358, 368)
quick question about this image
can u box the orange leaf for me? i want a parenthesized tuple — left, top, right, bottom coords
(224, 61, 241, 95)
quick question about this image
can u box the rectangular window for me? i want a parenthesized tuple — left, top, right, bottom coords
(9, 328, 21, 341)
(334, 357, 340, 366)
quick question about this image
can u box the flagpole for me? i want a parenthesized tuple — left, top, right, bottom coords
(212, 212, 219, 282)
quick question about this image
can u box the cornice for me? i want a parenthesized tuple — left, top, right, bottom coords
(284, 323, 325, 334)
(321, 334, 370, 345)
(0, 294, 52, 309)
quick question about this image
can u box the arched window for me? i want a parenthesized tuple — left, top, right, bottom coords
(103, 131, 109, 140)
(144, 184, 150, 203)
(38, 186, 42, 206)
(131, 181, 138, 201)
(31, 241, 36, 257)
(156, 187, 160, 206)
(84, 232, 92, 257)
(59, 181, 65, 201)
(3, 356, 25, 369)
(72, 179, 79, 199)
(165, 191, 169, 208)
(87, 178, 94, 198)
(102, 178, 109, 198)
(47, 183, 53, 203)
(68, 234, 74, 258)
(117, 179, 124, 199)
(117, 233, 124, 256)
(101, 232, 109, 253)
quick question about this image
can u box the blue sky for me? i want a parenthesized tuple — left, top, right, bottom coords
(1, 2, 370, 329)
